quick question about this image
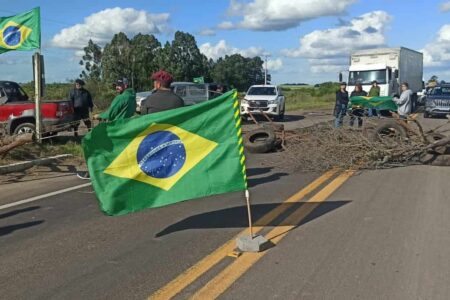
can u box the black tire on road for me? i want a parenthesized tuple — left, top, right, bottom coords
(423, 111, 430, 118)
(368, 120, 407, 147)
(244, 128, 276, 153)
(13, 123, 36, 135)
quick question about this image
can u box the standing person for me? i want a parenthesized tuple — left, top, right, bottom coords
(140, 70, 184, 115)
(93, 78, 136, 122)
(368, 80, 381, 117)
(349, 83, 367, 127)
(334, 82, 349, 128)
(69, 79, 93, 137)
(78, 78, 135, 180)
(393, 82, 413, 119)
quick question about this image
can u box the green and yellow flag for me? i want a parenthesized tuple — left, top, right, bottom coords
(0, 7, 40, 54)
(349, 96, 398, 111)
(82, 90, 247, 216)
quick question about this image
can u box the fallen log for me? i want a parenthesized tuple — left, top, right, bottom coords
(0, 133, 34, 158)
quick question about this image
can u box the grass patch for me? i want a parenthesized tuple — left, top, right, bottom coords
(283, 89, 335, 111)
(0, 138, 83, 165)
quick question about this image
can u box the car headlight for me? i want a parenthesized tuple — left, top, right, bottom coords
(268, 99, 279, 105)
(241, 99, 249, 105)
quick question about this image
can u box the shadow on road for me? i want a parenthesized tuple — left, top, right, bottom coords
(246, 167, 289, 187)
(155, 201, 350, 237)
(248, 173, 289, 187)
(0, 206, 40, 219)
(281, 115, 305, 122)
(0, 220, 44, 237)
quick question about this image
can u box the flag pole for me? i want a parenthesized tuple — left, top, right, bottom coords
(245, 190, 254, 238)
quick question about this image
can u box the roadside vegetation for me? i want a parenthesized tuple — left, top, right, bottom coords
(281, 82, 339, 111)
(0, 138, 83, 165)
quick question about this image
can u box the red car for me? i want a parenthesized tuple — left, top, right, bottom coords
(0, 81, 74, 135)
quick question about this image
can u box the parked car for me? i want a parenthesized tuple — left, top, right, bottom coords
(240, 85, 286, 121)
(171, 82, 228, 106)
(135, 90, 155, 113)
(0, 81, 74, 135)
(424, 84, 450, 118)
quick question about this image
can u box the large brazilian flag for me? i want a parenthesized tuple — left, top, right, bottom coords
(82, 90, 247, 216)
(349, 96, 398, 111)
(0, 7, 40, 54)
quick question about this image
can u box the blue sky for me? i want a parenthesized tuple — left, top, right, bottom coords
(1, 0, 450, 84)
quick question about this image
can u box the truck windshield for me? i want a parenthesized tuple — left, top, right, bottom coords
(348, 70, 387, 85)
(247, 87, 276, 96)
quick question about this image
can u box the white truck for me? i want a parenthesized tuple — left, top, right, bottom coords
(346, 47, 423, 108)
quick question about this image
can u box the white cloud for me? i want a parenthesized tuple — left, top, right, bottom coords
(440, 1, 450, 12)
(223, 0, 356, 31)
(422, 24, 450, 67)
(267, 58, 283, 71)
(52, 7, 170, 49)
(199, 40, 265, 60)
(282, 11, 392, 73)
(217, 21, 235, 30)
(198, 28, 216, 36)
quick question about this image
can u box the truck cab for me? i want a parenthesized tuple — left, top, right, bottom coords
(0, 81, 74, 135)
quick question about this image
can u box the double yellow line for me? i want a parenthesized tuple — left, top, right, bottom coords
(150, 170, 353, 300)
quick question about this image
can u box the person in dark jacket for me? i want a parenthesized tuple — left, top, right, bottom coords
(140, 70, 184, 115)
(334, 82, 349, 128)
(69, 79, 93, 136)
(349, 83, 367, 127)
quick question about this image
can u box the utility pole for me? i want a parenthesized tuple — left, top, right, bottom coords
(33, 52, 43, 143)
(263, 54, 271, 85)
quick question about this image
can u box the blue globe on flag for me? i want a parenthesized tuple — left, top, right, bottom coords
(137, 131, 187, 179)
(3, 26, 21, 47)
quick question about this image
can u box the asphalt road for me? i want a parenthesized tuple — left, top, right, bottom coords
(1, 113, 449, 300)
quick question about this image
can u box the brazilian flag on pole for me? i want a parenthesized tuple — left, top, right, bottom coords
(0, 7, 41, 54)
(82, 90, 247, 216)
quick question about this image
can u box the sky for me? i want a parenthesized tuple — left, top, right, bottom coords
(1, 0, 450, 85)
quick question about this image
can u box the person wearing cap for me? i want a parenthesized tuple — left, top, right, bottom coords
(94, 78, 136, 122)
(334, 82, 349, 128)
(69, 79, 93, 136)
(140, 70, 184, 115)
(78, 79, 136, 180)
(368, 80, 381, 117)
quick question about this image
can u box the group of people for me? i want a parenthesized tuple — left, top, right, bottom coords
(334, 80, 413, 128)
(68, 70, 184, 136)
(69, 70, 184, 180)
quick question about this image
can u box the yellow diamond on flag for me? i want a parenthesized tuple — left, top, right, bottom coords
(0, 21, 32, 49)
(104, 124, 218, 191)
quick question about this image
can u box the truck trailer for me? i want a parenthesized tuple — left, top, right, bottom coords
(347, 47, 423, 108)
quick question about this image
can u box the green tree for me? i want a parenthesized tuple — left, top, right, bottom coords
(158, 31, 209, 82)
(101, 32, 133, 84)
(79, 39, 102, 81)
(211, 54, 264, 91)
(130, 34, 161, 91)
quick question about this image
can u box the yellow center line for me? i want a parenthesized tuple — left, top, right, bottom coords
(190, 171, 354, 300)
(149, 170, 337, 300)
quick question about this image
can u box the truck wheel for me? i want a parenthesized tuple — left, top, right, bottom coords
(423, 111, 430, 118)
(13, 123, 36, 135)
(244, 128, 276, 153)
(275, 104, 285, 121)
